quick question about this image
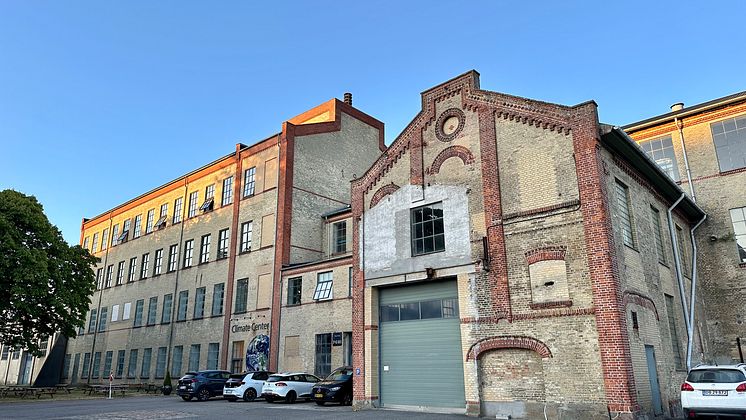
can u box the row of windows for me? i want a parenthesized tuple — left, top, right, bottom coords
(63, 343, 220, 381)
(94, 222, 254, 290)
(285, 268, 353, 306)
(0, 337, 50, 361)
(82, 167, 260, 254)
(638, 115, 746, 180)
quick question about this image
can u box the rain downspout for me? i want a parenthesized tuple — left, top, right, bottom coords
(667, 193, 690, 334)
(686, 214, 706, 371)
(672, 104, 695, 201)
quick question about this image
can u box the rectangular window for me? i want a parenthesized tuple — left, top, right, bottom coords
(313, 271, 333, 301)
(168, 244, 178, 272)
(115, 261, 125, 286)
(1, 346, 9, 360)
(155, 347, 166, 379)
(62, 354, 70, 379)
(128, 257, 137, 282)
(231, 341, 244, 373)
(333, 221, 347, 254)
(183, 240, 194, 268)
(639, 136, 680, 181)
(199, 234, 211, 264)
(101, 228, 109, 251)
(240, 221, 253, 253)
(171, 346, 183, 378)
(218, 229, 229, 259)
(348, 267, 353, 297)
(234, 278, 248, 313)
(188, 344, 200, 372)
(147, 297, 158, 325)
(243, 167, 256, 197)
(711, 116, 746, 172)
(173, 197, 183, 224)
(81, 353, 91, 379)
(123, 302, 131, 320)
(111, 224, 119, 247)
(194, 287, 206, 319)
(212, 283, 225, 316)
(411, 202, 445, 256)
(222, 176, 233, 206)
(140, 253, 150, 279)
(91, 352, 101, 379)
(96, 268, 103, 289)
(631, 311, 639, 330)
(92, 232, 99, 253)
(665, 294, 684, 369)
(177, 290, 189, 321)
(121, 219, 131, 243)
(188, 191, 198, 218)
(111, 304, 119, 322)
(88, 309, 97, 333)
(115, 350, 125, 378)
(127, 349, 138, 378)
(160, 203, 168, 219)
(134, 299, 144, 327)
(145, 209, 155, 234)
(314, 333, 332, 378)
(133, 214, 142, 238)
(650, 207, 666, 264)
(287, 277, 302, 305)
(141, 348, 152, 378)
(83, 236, 90, 251)
(729, 207, 746, 263)
(615, 180, 636, 248)
(98, 307, 108, 331)
(207, 343, 219, 370)
(162, 294, 173, 324)
(102, 351, 113, 378)
(154, 249, 163, 275)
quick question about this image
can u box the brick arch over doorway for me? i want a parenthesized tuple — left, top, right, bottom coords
(466, 335, 553, 361)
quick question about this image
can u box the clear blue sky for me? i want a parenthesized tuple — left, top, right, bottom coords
(1, 1, 744, 245)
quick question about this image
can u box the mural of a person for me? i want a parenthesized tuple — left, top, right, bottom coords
(245, 334, 270, 371)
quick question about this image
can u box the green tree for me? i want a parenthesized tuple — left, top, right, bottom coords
(0, 190, 97, 356)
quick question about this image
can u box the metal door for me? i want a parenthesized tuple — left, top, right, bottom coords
(71, 353, 80, 384)
(645, 345, 663, 415)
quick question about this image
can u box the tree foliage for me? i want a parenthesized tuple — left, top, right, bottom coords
(0, 190, 97, 356)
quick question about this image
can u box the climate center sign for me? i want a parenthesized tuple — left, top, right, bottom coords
(231, 322, 270, 334)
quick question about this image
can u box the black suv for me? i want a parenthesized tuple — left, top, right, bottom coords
(311, 366, 353, 406)
(177, 370, 232, 401)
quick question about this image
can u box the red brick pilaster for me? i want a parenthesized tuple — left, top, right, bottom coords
(350, 183, 366, 405)
(572, 103, 638, 413)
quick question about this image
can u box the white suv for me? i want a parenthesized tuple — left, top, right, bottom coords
(261, 372, 321, 403)
(223, 371, 273, 402)
(681, 364, 746, 418)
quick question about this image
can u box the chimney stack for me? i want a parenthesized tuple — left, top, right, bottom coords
(343, 92, 352, 106)
(671, 102, 684, 112)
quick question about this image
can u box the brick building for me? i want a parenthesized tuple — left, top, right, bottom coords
(624, 92, 746, 365)
(349, 71, 706, 419)
(62, 97, 383, 385)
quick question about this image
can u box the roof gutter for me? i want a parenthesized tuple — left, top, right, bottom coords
(622, 92, 746, 132)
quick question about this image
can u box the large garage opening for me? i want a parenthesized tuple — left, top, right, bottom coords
(379, 279, 465, 409)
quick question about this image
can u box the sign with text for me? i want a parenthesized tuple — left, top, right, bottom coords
(332, 332, 342, 346)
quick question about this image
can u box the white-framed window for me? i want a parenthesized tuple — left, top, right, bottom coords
(173, 197, 183, 224)
(188, 191, 198, 218)
(243, 167, 256, 197)
(222, 176, 233, 206)
(639, 136, 680, 181)
(313, 271, 333, 301)
(729, 206, 746, 263)
(240, 221, 252, 253)
(145, 209, 155, 234)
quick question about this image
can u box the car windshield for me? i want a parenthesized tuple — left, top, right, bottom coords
(687, 369, 746, 383)
(326, 368, 352, 381)
(229, 374, 245, 380)
(267, 375, 287, 382)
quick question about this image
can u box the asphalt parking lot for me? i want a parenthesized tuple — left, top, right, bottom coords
(0, 395, 469, 420)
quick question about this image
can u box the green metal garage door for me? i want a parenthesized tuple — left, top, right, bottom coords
(379, 279, 465, 409)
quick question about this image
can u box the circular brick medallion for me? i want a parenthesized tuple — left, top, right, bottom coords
(435, 108, 466, 142)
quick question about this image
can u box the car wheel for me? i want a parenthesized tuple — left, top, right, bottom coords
(343, 392, 352, 406)
(243, 388, 257, 402)
(286, 391, 297, 404)
(197, 387, 211, 402)
(316, 401, 325, 406)
(181, 396, 192, 401)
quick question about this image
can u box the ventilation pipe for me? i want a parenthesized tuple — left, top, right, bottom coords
(672, 103, 696, 201)
(344, 92, 352, 106)
(667, 194, 690, 334)
(686, 214, 706, 371)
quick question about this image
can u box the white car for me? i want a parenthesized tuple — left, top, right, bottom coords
(223, 371, 273, 402)
(681, 363, 746, 418)
(261, 372, 321, 403)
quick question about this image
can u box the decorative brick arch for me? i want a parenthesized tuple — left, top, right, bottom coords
(466, 335, 552, 361)
(427, 145, 475, 175)
(369, 183, 400, 208)
(525, 246, 567, 265)
(622, 290, 660, 321)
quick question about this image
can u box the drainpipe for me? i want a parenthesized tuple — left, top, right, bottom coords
(686, 214, 706, 371)
(673, 109, 695, 201)
(667, 193, 690, 334)
(165, 179, 189, 377)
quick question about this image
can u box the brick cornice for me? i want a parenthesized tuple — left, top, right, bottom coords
(465, 335, 553, 361)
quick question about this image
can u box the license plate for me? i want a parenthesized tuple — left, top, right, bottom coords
(315, 393, 323, 398)
(702, 390, 728, 396)
(179, 386, 186, 390)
